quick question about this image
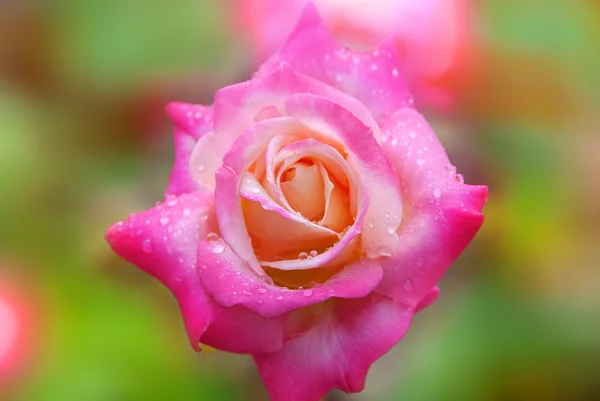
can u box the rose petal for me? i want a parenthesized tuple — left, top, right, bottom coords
(190, 62, 378, 189)
(284, 93, 403, 258)
(197, 239, 384, 318)
(164, 103, 213, 196)
(415, 286, 440, 313)
(104, 191, 282, 354)
(254, 295, 414, 401)
(376, 108, 487, 306)
(255, 3, 414, 123)
(318, 163, 353, 232)
(280, 163, 326, 222)
(240, 172, 339, 261)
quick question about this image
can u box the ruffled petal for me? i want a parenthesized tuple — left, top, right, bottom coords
(165, 103, 213, 196)
(104, 191, 282, 354)
(255, 4, 414, 123)
(198, 238, 383, 319)
(191, 62, 378, 189)
(376, 108, 487, 306)
(284, 94, 403, 259)
(254, 295, 414, 401)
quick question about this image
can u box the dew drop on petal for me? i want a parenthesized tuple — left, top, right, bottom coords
(206, 232, 219, 243)
(196, 164, 205, 173)
(298, 252, 309, 260)
(159, 217, 170, 226)
(277, 295, 284, 300)
(251, 186, 261, 194)
(309, 250, 318, 258)
(417, 159, 425, 166)
(258, 287, 267, 294)
(206, 232, 225, 254)
(456, 174, 465, 184)
(141, 239, 153, 253)
(403, 278, 413, 290)
(433, 189, 441, 198)
(392, 68, 399, 77)
(387, 226, 396, 235)
(303, 289, 313, 298)
(183, 208, 191, 216)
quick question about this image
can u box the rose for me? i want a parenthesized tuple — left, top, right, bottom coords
(238, 0, 469, 108)
(106, 5, 487, 400)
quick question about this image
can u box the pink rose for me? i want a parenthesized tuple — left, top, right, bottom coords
(106, 5, 487, 400)
(238, 0, 469, 108)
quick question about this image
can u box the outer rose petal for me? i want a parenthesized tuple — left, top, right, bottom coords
(104, 191, 283, 354)
(255, 4, 414, 122)
(198, 238, 383, 319)
(376, 108, 487, 306)
(254, 296, 414, 401)
(164, 102, 213, 196)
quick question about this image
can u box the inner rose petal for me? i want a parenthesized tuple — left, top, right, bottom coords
(280, 162, 325, 221)
(317, 163, 353, 232)
(240, 172, 338, 262)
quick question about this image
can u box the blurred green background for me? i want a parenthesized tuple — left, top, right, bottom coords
(0, 0, 599, 400)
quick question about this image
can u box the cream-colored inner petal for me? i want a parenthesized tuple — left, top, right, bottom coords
(280, 161, 325, 222)
(317, 163, 353, 232)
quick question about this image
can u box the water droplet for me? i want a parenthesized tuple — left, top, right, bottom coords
(368, 222, 374, 228)
(183, 208, 191, 216)
(277, 295, 284, 300)
(409, 131, 416, 139)
(141, 239, 153, 253)
(392, 68, 399, 77)
(303, 290, 313, 297)
(309, 250, 318, 257)
(379, 246, 393, 257)
(160, 217, 170, 226)
(417, 159, 425, 166)
(416, 257, 424, 267)
(258, 287, 267, 294)
(196, 164, 205, 172)
(390, 138, 398, 146)
(433, 189, 441, 198)
(298, 252, 309, 260)
(206, 232, 225, 254)
(251, 186, 261, 194)
(456, 174, 465, 184)
(371, 64, 378, 71)
(166, 197, 178, 207)
(403, 278, 413, 290)
(387, 226, 396, 235)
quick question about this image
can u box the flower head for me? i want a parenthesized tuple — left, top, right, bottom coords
(106, 5, 487, 400)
